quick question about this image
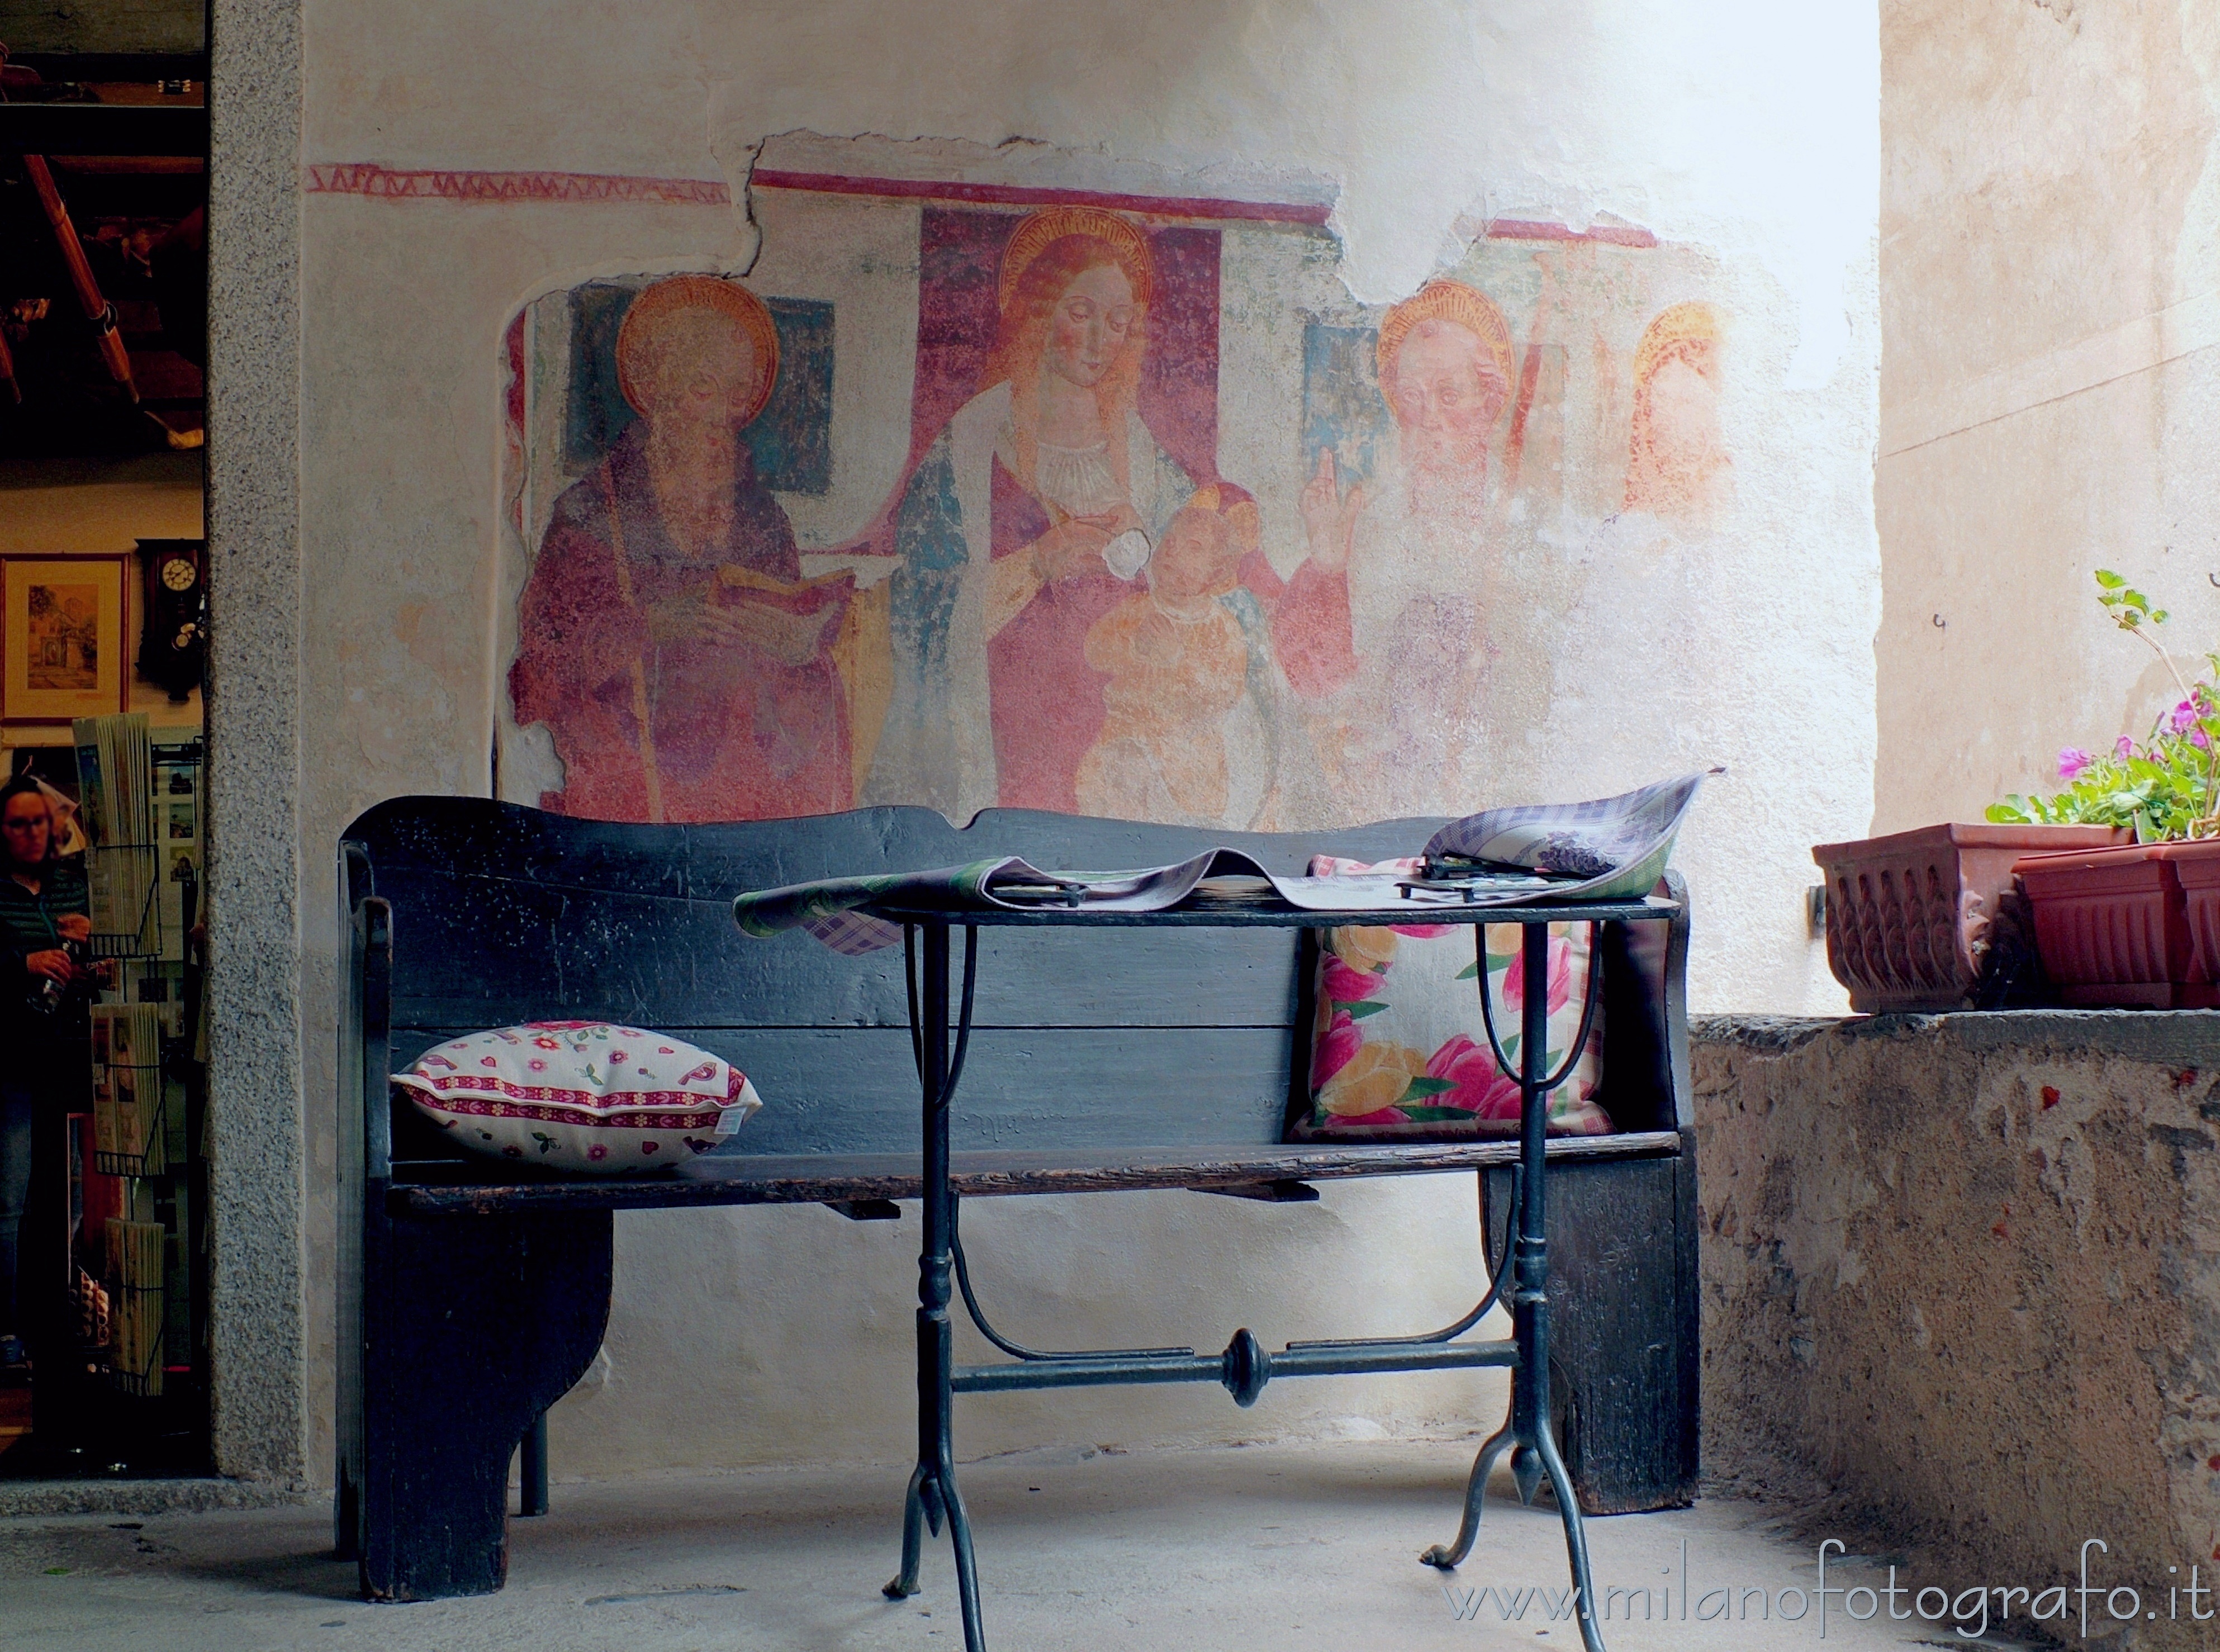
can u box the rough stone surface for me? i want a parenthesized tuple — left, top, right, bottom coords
(0, 1442, 2009, 1650)
(1694, 1010, 2220, 1652)
(206, 0, 308, 1485)
(0, 1479, 306, 1520)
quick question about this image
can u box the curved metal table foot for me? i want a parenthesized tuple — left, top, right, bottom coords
(1534, 1421, 1607, 1652)
(938, 1450, 985, 1651)
(884, 1464, 932, 1599)
(1419, 1421, 1513, 1570)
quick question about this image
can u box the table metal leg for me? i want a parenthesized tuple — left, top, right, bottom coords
(1424, 920, 1606, 1652)
(884, 924, 986, 1652)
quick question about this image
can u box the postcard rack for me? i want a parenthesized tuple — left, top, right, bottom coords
(92, 1029, 168, 1178)
(102, 1217, 167, 1399)
(84, 841, 164, 961)
(70, 719, 206, 1407)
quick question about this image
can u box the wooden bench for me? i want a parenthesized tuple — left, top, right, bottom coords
(334, 797, 1699, 1605)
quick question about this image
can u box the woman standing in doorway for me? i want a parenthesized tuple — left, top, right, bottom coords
(0, 776, 92, 1374)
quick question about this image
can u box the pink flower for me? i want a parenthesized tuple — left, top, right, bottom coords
(587, 1143, 608, 1161)
(1422, 1034, 1523, 1119)
(2174, 700, 2202, 734)
(1500, 937, 1573, 1017)
(2197, 728, 2212, 751)
(1321, 956, 1383, 1004)
(1313, 1009, 1362, 1086)
(2117, 734, 2137, 759)
(528, 1058, 546, 1072)
(2057, 747, 2095, 780)
(1320, 1103, 1409, 1127)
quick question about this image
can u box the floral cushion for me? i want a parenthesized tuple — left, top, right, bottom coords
(393, 1020, 762, 1175)
(1287, 856, 1612, 1142)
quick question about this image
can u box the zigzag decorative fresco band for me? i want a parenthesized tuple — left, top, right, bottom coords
(305, 163, 734, 205)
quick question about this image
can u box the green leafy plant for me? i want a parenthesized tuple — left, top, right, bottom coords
(1988, 571, 2220, 841)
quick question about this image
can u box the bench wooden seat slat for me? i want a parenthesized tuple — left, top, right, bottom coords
(388, 1130, 1684, 1216)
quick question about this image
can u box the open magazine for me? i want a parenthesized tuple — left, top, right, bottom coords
(732, 771, 1717, 957)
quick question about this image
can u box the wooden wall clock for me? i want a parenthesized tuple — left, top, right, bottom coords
(134, 538, 205, 703)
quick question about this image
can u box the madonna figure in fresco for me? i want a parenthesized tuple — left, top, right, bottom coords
(510, 274, 852, 823)
(1296, 278, 1520, 817)
(864, 207, 1199, 820)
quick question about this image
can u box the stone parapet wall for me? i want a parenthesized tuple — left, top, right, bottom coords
(1692, 1012, 2220, 1646)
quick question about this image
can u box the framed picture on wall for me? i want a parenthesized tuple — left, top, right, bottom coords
(2, 556, 130, 724)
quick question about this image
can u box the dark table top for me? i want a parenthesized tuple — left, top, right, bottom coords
(865, 894, 1682, 928)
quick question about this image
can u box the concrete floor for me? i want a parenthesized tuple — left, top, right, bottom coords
(0, 1440, 2037, 1652)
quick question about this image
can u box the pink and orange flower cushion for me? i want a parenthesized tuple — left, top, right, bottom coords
(1289, 857, 1612, 1142)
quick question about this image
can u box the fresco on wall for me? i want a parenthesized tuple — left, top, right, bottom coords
(509, 275, 853, 822)
(502, 184, 1728, 829)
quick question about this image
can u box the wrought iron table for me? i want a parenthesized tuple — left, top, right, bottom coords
(877, 894, 1676, 1652)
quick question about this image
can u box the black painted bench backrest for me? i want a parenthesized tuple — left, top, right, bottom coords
(340, 797, 1691, 1163)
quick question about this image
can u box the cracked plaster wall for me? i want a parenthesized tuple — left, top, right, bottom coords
(198, 0, 1880, 1482)
(1877, 0, 2220, 830)
(1696, 1013, 2220, 1651)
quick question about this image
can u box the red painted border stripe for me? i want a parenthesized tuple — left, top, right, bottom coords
(301, 164, 1654, 245)
(749, 167, 1333, 226)
(1486, 217, 1658, 248)
(303, 160, 1332, 224)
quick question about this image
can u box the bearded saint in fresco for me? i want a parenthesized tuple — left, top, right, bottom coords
(510, 274, 852, 823)
(1294, 278, 1520, 818)
(865, 205, 1348, 825)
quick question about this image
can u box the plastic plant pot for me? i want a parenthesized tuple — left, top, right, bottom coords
(1813, 824, 2127, 1012)
(2011, 841, 2220, 1009)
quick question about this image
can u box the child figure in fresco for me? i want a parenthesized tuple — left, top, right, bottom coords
(1075, 483, 1275, 827)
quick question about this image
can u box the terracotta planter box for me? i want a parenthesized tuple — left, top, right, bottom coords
(1813, 824, 2128, 1013)
(2012, 840, 2220, 1009)
(2175, 845, 2220, 987)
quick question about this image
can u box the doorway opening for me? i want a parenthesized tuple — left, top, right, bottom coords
(1, 27, 211, 1479)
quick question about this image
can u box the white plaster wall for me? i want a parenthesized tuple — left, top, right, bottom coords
(273, 0, 1880, 1480)
(1876, 0, 2220, 832)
